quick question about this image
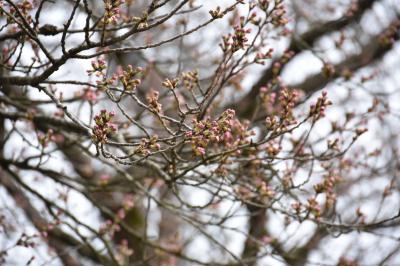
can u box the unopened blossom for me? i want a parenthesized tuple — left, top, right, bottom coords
(87, 58, 107, 77)
(92, 110, 118, 144)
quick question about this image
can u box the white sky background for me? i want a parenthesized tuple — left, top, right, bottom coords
(1, 0, 400, 265)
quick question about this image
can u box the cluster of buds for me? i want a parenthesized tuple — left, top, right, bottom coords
(182, 71, 199, 91)
(186, 109, 236, 156)
(313, 174, 342, 208)
(232, 26, 251, 51)
(254, 48, 274, 65)
(258, 181, 276, 200)
(103, 0, 124, 25)
(146, 91, 162, 113)
(96, 76, 117, 91)
(8, 0, 34, 24)
(309, 91, 332, 121)
(306, 197, 321, 218)
(270, 2, 288, 27)
(134, 136, 160, 156)
(92, 110, 117, 144)
(38, 129, 55, 148)
(118, 65, 142, 91)
(87, 58, 107, 77)
(265, 116, 279, 131)
(278, 87, 299, 126)
(220, 26, 251, 52)
(209, 6, 224, 19)
(378, 19, 400, 46)
(265, 140, 281, 156)
(162, 77, 179, 90)
(130, 11, 149, 29)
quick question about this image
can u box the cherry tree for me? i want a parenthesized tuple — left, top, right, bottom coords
(0, 0, 400, 265)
